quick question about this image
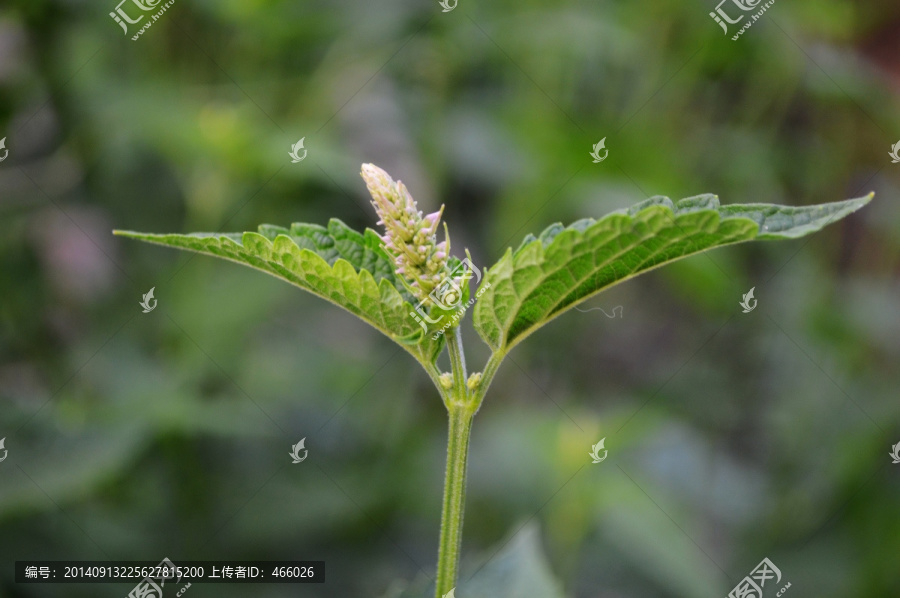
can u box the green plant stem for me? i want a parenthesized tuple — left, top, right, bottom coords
(433, 333, 508, 596)
(445, 327, 468, 400)
(435, 402, 474, 597)
(434, 326, 474, 597)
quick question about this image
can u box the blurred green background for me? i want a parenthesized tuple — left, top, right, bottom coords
(1, 0, 899, 596)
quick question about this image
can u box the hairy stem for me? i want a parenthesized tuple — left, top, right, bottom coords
(445, 327, 468, 400)
(434, 326, 474, 596)
(435, 402, 474, 597)
(434, 327, 508, 595)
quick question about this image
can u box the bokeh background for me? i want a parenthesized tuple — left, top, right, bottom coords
(1, 0, 899, 596)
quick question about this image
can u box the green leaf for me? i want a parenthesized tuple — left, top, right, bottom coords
(378, 523, 565, 598)
(474, 194, 872, 352)
(114, 218, 444, 366)
(459, 523, 565, 598)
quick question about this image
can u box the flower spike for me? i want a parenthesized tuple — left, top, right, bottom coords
(362, 164, 456, 302)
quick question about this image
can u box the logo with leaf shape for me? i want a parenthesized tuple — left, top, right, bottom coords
(290, 438, 308, 463)
(889, 140, 900, 164)
(289, 138, 307, 163)
(438, 0, 457, 12)
(730, 0, 762, 10)
(589, 438, 608, 463)
(740, 287, 757, 313)
(140, 287, 157, 313)
(590, 137, 609, 163)
(890, 443, 900, 464)
(0, 438, 7, 463)
(0, 137, 8, 162)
